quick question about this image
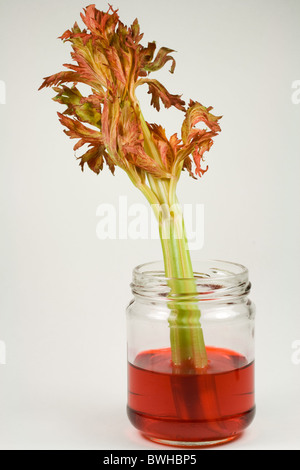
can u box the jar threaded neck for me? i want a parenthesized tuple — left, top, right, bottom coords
(131, 259, 250, 302)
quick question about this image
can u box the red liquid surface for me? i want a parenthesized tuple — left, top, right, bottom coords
(127, 347, 255, 445)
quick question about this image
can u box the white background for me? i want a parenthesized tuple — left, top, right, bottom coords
(0, 0, 299, 450)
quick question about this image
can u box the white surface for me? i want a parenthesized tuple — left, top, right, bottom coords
(0, 0, 299, 450)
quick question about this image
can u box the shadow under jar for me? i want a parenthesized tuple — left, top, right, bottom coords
(126, 260, 256, 447)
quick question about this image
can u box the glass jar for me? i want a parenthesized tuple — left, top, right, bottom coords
(126, 260, 255, 447)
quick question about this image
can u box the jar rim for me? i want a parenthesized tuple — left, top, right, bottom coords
(133, 259, 248, 282)
(131, 259, 250, 301)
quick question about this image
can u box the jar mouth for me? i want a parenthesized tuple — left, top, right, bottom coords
(131, 259, 250, 301)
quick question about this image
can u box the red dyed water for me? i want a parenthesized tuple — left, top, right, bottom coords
(127, 347, 255, 445)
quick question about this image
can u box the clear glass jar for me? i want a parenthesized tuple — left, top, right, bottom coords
(126, 260, 255, 447)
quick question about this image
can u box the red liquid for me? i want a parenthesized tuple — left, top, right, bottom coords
(127, 347, 255, 445)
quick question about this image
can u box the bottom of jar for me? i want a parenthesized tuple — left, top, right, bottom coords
(127, 406, 256, 447)
(144, 434, 239, 448)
